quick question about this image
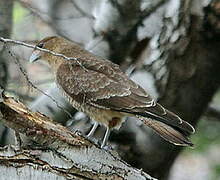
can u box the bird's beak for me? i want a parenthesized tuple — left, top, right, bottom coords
(29, 50, 41, 63)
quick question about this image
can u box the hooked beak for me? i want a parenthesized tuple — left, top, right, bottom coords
(29, 50, 41, 63)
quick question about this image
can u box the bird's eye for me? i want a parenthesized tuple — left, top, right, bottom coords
(37, 43, 44, 48)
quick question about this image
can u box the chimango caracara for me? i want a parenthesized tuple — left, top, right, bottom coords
(29, 36, 195, 148)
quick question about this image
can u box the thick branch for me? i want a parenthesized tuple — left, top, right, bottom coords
(137, 0, 167, 27)
(89, 0, 142, 64)
(112, 1, 220, 179)
(70, 0, 94, 19)
(0, 91, 155, 180)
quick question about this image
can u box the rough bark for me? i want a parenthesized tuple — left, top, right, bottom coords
(115, 0, 220, 179)
(0, 0, 13, 146)
(7, 0, 220, 179)
(87, 0, 141, 63)
(0, 91, 155, 180)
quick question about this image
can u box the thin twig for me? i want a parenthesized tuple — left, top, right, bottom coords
(70, 0, 94, 19)
(0, 37, 78, 61)
(20, 0, 93, 21)
(0, 37, 87, 70)
(18, 0, 73, 40)
(2, 41, 73, 118)
(109, 0, 125, 16)
(140, 0, 167, 19)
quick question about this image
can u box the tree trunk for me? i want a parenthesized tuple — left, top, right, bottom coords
(3, 0, 220, 179)
(116, 0, 220, 179)
(0, 0, 13, 146)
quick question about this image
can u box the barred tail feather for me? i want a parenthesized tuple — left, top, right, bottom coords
(138, 117, 193, 146)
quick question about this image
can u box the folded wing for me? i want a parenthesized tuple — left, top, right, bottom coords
(56, 57, 195, 146)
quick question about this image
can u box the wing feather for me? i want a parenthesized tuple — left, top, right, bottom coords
(56, 59, 194, 135)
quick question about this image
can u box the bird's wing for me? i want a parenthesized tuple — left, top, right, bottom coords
(56, 59, 195, 135)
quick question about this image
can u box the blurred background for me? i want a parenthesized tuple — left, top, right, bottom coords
(1, 0, 220, 179)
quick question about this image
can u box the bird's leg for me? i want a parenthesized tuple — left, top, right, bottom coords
(101, 127, 110, 148)
(87, 122, 98, 137)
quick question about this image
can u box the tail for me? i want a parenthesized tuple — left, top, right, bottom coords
(120, 103, 195, 146)
(138, 116, 194, 146)
(105, 93, 195, 146)
(138, 117, 194, 146)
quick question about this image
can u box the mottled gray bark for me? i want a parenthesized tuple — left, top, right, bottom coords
(0, 94, 155, 180)
(10, 0, 220, 179)
(0, 0, 13, 145)
(116, 0, 220, 179)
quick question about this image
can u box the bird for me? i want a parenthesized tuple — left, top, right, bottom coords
(29, 36, 195, 148)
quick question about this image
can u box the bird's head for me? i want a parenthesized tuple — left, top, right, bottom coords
(29, 36, 72, 70)
(29, 36, 90, 71)
(29, 36, 58, 62)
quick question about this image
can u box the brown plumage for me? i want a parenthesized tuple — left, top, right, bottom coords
(29, 36, 195, 148)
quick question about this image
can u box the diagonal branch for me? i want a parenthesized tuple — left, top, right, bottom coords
(0, 38, 74, 118)
(70, 0, 94, 19)
(140, 0, 167, 19)
(0, 37, 79, 61)
(0, 89, 155, 180)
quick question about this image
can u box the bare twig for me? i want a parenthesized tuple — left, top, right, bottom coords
(17, 0, 75, 40)
(109, 0, 125, 16)
(0, 37, 79, 61)
(140, 0, 167, 19)
(0, 37, 87, 70)
(132, 0, 167, 29)
(0, 37, 76, 118)
(20, 0, 93, 20)
(70, 0, 94, 19)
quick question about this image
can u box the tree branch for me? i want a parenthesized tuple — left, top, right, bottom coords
(0, 37, 80, 61)
(140, 0, 167, 22)
(70, 0, 94, 19)
(1, 39, 75, 119)
(0, 90, 155, 180)
(89, 0, 142, 64)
